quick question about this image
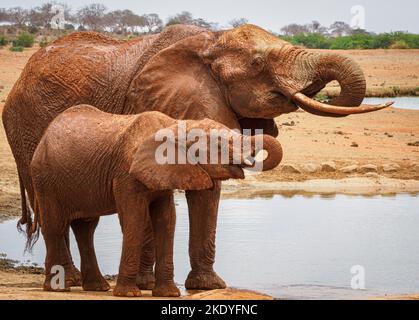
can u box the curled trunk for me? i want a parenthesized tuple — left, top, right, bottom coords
(242, 135, 283, 171)
(295, 52, 393, 115)
(268, 47, 393, 116)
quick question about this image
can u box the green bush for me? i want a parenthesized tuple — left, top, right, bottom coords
(13, 32, 34, 48)
(280, 32, 419, 50)
(0, 36, 8, 46)
(39, 37, 49, 48)
(9, 46, 24, 52)
(287, 33, 331, 49)
(390, 40, 410, 49)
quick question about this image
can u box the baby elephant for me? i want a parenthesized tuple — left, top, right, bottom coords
(30, 105, 283, 297)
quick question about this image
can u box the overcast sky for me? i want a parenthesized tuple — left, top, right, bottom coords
(1, 0, 418, 33)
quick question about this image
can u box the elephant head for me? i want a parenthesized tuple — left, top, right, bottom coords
(129, 118, 283, 191)
(202, 24, 393, 118)
(128, 24, 392, 133)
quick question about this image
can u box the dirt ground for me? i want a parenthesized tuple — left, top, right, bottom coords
(315, 49, 419, 97)
(0, 45, 419, 300)
(0, 270, 272, 300)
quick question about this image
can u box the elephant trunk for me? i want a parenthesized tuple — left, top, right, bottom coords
(310, 52, 366, 107)
(242, 135, 283, 171)
(268, 47, 393, 116)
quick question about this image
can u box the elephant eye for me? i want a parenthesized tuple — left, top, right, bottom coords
(251, 56, 264, 69)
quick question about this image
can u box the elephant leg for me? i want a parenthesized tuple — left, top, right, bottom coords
(136, 218, 156, 290)
(71, 218, 110, 291)
(39, 200, 75, 292)
(113, 183, 147, 297)
(63, 228, 82, 287)
(150, 194, 180, 297)
(185, 181, 226, 290)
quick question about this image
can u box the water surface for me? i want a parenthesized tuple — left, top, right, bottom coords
(1, 194, 418, 299)
(364, 96, 419, 110)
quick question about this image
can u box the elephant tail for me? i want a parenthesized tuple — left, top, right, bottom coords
(17, 173, 29, 228)
(24, 193, 40, 253)
(16, 173, 40, 252)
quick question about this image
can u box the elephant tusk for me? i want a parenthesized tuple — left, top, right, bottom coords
(243, 158, 254, 167)
(292, 92, 394, 116)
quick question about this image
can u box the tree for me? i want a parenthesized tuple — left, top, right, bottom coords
(329, 21, 352, 37)
(0, 8, 9, 23)
(349, 28, 371, 35)
(229, 18, 248, 28)
(280, 23, 309, 36)
(76, 3, 107, 31)
(142, 13, 163, 33)
(166, 11, 193, 26)
(105, 9, 144, 33)
(6, 7, 29, 27)
(166, 11, 214, 30)
(306, 20, 327, 35)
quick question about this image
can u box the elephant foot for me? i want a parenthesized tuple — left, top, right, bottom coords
(136, 271, 155, 290)
(82, 277, 111, 292)
(113, 284, 142, 297)
(67, 267, 82, 287)
(43, 278, 71, 292)
(152, 282, 180, 297)
(185, 270, 226, 290)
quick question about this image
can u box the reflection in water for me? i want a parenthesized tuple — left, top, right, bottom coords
(1, 194, 419, 299)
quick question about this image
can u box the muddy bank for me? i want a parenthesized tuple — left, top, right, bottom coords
(0, 270, 272, 300)
(222, 176, 419, 198)
(0, 269, 417, 300)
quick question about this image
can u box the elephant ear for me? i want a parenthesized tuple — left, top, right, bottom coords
(239, 118, 279, 138)
(129, 131, 213, 191)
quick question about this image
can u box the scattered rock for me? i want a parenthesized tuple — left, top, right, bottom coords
(382, 164, 400, 172)
(281, 164, 301, 174)
(385, 132, 394, 138)
(412, 164, 419, 172)
(358, 164, 378, 173)
(334, 130, 345, 135)
(407, 141, 419, 147)
(300, 163, 319, 173)
(321, 161, 336, 172)
(281, 121, 295, 127)
(339, 165, 359, 173)
(364, 172, 379, 178)
(351, 142, 359, 147)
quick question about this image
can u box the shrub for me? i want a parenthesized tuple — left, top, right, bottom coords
(280, 31, 419, 50)
(13, 32, 34, 48)
(39, 37, 49, 48)
(392, 86, 401, 95)
(9, 46, 24, 52)
(0, 36, 8, 46)
(389, 40, 410, 49)
(289, 33, 331, 49)
(28, 25, 39, 34)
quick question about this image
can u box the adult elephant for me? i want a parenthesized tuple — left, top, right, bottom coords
(2, 24, 391, 290)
